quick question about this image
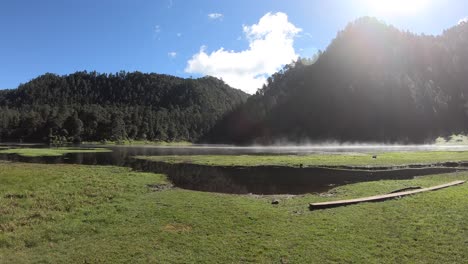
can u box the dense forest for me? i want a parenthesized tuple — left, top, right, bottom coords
(205, 17, 468, 144)
(0, 72, 247, 143)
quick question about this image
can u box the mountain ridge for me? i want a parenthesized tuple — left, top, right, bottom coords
(204, 17, 468, 144)
(0, 71, 248, 142)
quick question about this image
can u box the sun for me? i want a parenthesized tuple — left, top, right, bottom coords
(365, 0, 430, 16)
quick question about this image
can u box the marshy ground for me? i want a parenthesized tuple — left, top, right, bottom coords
(0, 147, 111, 157)
(0, 147, 467, 262)
(136, 151, 468, 167)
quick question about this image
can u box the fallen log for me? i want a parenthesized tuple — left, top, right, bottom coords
(309, 180, 465, 210)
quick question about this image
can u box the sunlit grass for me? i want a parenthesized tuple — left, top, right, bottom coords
(0, 147, 111, 157)
(136, 151, 468, 167)
(0, 162, 466, 263)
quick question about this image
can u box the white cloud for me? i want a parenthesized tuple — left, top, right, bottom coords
(459, 17, 468, 24)
(154, 25, 161, 33)
(153, 25, 162, 40)
(208, 13, 223, 20)
(168, 51, 177, 58)
(186, 12, 301, 94)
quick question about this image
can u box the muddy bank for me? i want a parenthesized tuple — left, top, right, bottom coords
(319, 161, 468, 171)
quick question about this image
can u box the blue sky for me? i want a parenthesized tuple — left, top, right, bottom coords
(1, 0, 467, 93)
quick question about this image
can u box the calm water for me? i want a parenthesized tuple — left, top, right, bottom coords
(1, 144, 467, 194)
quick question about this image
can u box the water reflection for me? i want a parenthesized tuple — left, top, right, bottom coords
(130, 160, 459, 194)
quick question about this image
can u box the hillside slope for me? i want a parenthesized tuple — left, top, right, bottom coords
(0, 72, 248, 142)
(205, 17, 468, 144)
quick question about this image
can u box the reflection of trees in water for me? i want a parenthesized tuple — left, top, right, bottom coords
(132, 161, 249, 194)
(173, 165, 249, 194)
(128, 161, 459, 195)
(68, 153, 83, 164)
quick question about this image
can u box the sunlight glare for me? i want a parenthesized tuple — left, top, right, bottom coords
(365, 0, 430, 16)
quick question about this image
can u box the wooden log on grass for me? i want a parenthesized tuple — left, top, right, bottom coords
(309, 180, 465, 210)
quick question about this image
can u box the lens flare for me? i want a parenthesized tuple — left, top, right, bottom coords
(365, 0, 430, 16)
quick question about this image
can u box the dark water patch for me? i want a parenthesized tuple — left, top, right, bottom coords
(129, 159, 460, 194)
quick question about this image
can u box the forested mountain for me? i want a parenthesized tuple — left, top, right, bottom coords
(0, 72, 248, 142)
(205, 17, 468, 144)
(3, 18, 468, 145)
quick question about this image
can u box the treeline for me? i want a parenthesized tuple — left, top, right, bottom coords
(0, 72, 248, 143)
(205, 17, 468, 144)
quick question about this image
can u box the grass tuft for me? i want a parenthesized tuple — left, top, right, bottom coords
(0, 147, 111, 157)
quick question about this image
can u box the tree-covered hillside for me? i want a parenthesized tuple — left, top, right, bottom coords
(0, 71, 248, 142)
(205, 17, 468, 144)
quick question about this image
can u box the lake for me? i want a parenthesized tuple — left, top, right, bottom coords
(1, 144, 467, 194)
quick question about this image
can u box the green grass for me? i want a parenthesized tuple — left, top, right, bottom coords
(0, 161, 467, 263)
(0, 147, 111, 157)
(136, 151, 468, 167)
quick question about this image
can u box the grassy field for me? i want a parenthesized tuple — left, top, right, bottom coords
(0, 161, 467, 263)
(0, 147, 111, 157)
(136, 151, 468, 167)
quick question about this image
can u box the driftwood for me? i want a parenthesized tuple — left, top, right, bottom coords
(309, 180, 465, 210)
